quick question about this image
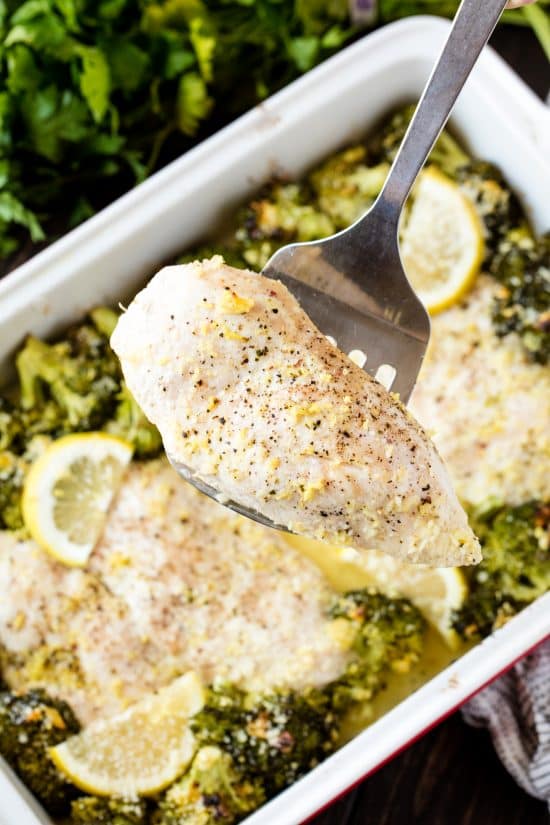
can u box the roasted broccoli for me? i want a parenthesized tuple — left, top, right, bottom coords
(0, 432, 53, 530)
(235, 181, 334, 270)
(490, 231, 550, 364)
(326, 590, 426, 710)
(453, 502, 550, 639)
(13, 309, 122, 443)
(155, 746, 266, 825)
(0, 450, 26, 530)
(88, 307, 120, 339)
(309, 146, 389, 230)
(192, 685, 337, 796)
(71, 795, 148, 825)
(105, 382, 162, 458)
(1, 389, 69, 453)
(0, 688, 80, 814)
(455, 161, 524, 258)
(367, 105, 414, 165)
(0, 397, 24, 453)
(367, 105, 470, 179)
(16, 325, 120, 436)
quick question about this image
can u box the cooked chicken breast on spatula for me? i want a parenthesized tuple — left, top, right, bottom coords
(111, 257, 480, 567)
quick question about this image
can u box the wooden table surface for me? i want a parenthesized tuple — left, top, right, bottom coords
(312, 27, 550, 825)
(1, 23, 548, 825)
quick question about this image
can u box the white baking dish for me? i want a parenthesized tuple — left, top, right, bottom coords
(1, 16, 549, 825)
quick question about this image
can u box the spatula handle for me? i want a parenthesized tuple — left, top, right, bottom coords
(368, 0, 508, 228)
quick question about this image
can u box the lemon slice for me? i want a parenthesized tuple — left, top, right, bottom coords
(400, 166, 484, 314)
(50, 672, 204, 797)
(22, 432, 133, 566)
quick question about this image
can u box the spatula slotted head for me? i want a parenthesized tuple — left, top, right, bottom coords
(262, 220, 431, 403)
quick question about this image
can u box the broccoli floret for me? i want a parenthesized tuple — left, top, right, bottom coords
(368, 105, 414, 164)
(16, 333, 119, 435)
(368, 105, 470, 179)
(326, 590, 426, 710)
(490, 231, 550, 364)
(0, 397, 24, 453)
(455, 161, 524, 258)
(14, 310, 122, 440)
(16, 307, 121, 437)
(0, 688, 80, 814)
(192, 686, 337, 796)
(235, 181, 334, 270)
(453, 502, 550, 640)
(155, 746, 266, 825)
(71, 795, 148, 825)
(89, 307, 120, 339)
(0, 450, 26, 530)
(0, 435, 53, 530)
(13, 319, 116, 444)
(105, 382, 162, 458)
(1, 393, 66, 452)
(309, 145, 389, 230)
(428, 130, 470, 180)
(19, 403, 66, 444)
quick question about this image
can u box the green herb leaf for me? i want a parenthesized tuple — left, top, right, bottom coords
(5, 15, 67, 51)
(54, 0, 79, 30)
(287, 36, 320, 71)
(0, 192, 44, 241)
(98, 0, 129, 19)
(20, 85, 91, 163)
(189, 16, 215, 81)
(6, 44, 41, 94)
(106, 40, 150, 92)
(163, 40, 195, 80)
(177, 71, 212, 135)
(77, 46, 111, 123)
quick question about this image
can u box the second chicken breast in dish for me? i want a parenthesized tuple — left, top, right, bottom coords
(0, 460, 351, 725)
(111, 257, 480, 567)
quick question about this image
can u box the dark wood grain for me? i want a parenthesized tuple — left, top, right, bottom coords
(311, 714, 549, 825)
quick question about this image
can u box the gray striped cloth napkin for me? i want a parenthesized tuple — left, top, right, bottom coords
(462, 638, 550, 808)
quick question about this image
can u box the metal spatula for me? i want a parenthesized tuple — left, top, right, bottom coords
(172, 0, 508, 529)
(262, 0, 508, 404)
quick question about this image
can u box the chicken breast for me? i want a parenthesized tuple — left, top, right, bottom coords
(409, 275, 550, 508)
(111, 257, 479, 567)
(0, 460, 349, 724)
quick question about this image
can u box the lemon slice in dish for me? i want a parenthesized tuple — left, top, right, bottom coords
(22, 432, 133, 567)
(50, 672, 204, 797)
(400, 166, 484, 314)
